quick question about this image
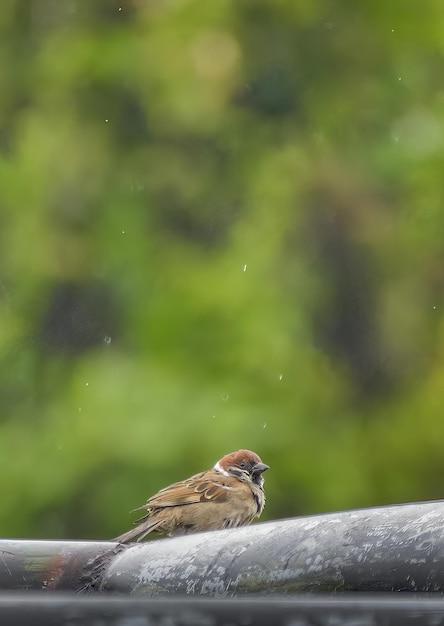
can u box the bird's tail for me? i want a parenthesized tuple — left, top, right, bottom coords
(113, 517, 163, 544)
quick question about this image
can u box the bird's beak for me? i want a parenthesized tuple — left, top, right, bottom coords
(252, 462, 269, 475)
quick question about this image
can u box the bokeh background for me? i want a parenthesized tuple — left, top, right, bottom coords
(1, 0, 444, 540)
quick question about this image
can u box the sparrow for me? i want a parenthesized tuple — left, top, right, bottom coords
(114, 449, 269, 543)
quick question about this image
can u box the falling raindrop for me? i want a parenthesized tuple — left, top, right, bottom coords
(279, 374, 283, 381)
(243, 264, 248, 272)
(262, 423, 267, 429)
(86, 382, 89, 387)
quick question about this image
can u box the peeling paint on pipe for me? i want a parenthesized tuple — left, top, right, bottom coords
(101, 501, 444, 595)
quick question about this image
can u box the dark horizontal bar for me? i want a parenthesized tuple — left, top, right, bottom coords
(1, 593, 444, 626)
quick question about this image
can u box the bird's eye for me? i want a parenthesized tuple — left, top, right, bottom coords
(239, 461, 247, 468)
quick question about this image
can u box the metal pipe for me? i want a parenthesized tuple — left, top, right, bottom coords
(1, 501, 444, 595)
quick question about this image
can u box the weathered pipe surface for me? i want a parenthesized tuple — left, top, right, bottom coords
(1, 501, 444, 595)
(101, 501, 444, 595)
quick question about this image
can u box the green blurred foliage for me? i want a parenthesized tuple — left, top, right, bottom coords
(1, 0, 444, 540)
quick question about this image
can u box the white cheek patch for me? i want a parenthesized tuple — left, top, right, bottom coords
(213, 461, 230, 476)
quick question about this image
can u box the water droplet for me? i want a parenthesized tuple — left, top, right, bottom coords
(279, 374, 283, 381)
(243, 264, 248, 272)
(104, 336, 112, 345)
(121, 230, 125, 234)
(85, 382, 89, 386)
(105, 119, 109, 122)
(433, 305, 437, 310)
(398, 76, 402, 81)
(221, 393, 229, 402)
(262, 422, 267, 429)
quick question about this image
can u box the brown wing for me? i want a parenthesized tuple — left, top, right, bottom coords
(143, 471, 231, 509)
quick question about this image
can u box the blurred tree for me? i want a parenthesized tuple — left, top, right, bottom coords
(0, 0, 444, 541)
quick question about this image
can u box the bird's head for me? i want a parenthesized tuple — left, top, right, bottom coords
(214, 449, 269, 486)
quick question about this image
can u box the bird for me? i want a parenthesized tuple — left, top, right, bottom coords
(113, 449, 269, 543)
